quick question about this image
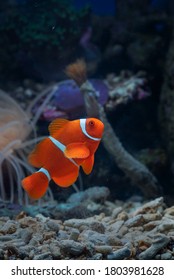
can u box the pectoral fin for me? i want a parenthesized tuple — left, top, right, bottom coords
(81, 154, 94, 174)
(64, 143, 90, 159)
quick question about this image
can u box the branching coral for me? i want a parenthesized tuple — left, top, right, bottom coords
(0, 89, 54, 205)
(65, 59, 162, 198)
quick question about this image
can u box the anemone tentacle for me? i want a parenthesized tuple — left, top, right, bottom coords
(0, 90, 55, 205)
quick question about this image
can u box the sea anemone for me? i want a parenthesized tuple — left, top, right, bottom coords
(0, 83, 83, 206)
(0, 88, 54, 205)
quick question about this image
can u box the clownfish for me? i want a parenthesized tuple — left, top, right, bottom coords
(22, 118, 104, 199)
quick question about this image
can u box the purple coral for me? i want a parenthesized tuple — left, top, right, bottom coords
(54, 79, 108, 110)
(33, 79, 108, 120)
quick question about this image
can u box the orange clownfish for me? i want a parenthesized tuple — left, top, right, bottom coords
(22, 118, 104, 199)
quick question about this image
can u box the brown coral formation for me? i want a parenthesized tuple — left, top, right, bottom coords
(65, 60, 162, 198)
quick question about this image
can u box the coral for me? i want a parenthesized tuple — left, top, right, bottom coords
(65, 60, 162, 198)
(29, 69, 149, 122)
(105, 71, 149, 111)
(0, 89, 53, 205)
(32, 78, 108, 121)
(1, 195, 174, 260)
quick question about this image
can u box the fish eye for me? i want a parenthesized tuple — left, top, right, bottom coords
(89, 120, 95, 127)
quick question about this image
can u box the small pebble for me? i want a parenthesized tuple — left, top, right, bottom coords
(91, 253, 103, 260)
(60, 240, 85, 256)
(107, 246, 131, 260)
(49, 241, 61, 258)
(112, 207, 123, 218)
(161, 252, 172, 260)
(33, 252, 53, 260)
(19, 229, 33, 243)
(69, 229, 80, 241)
(0, 220, 17, 234)
(46, 220, 60, 232)
(95, 245, 112, 254)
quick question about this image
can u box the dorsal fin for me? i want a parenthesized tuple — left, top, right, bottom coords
(48, 118, 69, 135)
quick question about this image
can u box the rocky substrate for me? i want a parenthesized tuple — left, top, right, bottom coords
(0, 187, 174, 260)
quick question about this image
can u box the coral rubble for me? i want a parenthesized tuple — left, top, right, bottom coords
(0, 191, 173, 260)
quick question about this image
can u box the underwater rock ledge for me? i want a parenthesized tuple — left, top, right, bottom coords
(0, 188, 174, 260)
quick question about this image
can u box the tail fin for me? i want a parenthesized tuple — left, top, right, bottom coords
(21, 170, 50, 200)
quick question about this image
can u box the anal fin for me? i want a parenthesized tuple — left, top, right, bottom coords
(52, 169, 79, 187)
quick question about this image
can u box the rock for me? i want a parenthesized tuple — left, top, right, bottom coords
(46, 220, 60, 232)
(43, 231, 56, 241)
(117, 211, 128, 221)
(143, 220, 161, 231)
(161, 252, 172, 260)
(60, 240, 85, 256)
(64, 216, 104, 231)
(29, 233, 43, 246)
(139, 234, 170, 259)
(107, 246, 131, 260)
(108, 220, 124, 233)
(90, 222, 105, 233)
(58, 230, 69, 240)
(142, 213, 162, 222)
(95, 245, 113, 255)
(40, 244, 51, 254)
(7, 240, 26, 248)
(155, 254, 161, 260)
(79, 230, 107, 245)
(69, 229, 80, 241)
(0, 235, 13, 242)
(0, 249, 4, 259)
(49, 241, 61, 258)
(125, 214, 145, 227)
(157, 218, 174, 232)
(91, 253, 103, 260)
(36, 214, 48, 222)
(19, 229, 33, 243)
(134, 197, 164, 215)
(67, 186, 110, 204)
(111, 207, 123, 218)
(0, 220, 17, 234)
(33, 252, 53, 260)
(164, 206, 174, 216)
(64, 218, 90, 228)
(117, 225, 128, 236)
(19, 217, 37, 228)
(122, 230, 145, 243)
(107, 235, 123, 246)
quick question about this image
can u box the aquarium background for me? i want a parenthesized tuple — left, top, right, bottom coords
(0, 0, 174, 260)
